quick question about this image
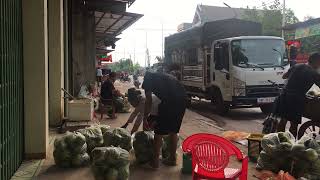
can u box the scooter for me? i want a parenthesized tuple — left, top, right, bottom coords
(120, 75, 131, 83)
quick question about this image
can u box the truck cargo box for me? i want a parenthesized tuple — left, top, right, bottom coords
(165, 19, 262, 64)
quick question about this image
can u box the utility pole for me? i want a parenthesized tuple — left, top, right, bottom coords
(133, 38, 136, 64)
(133, 46, 136, 64)
(145, 32, 148, 67)
(146, 48, 150, 68)
(282, 0, 286, 38)
(161, 22, 164, 58)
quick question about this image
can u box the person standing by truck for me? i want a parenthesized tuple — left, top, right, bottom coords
(142, 71, 187, 168)
(121, 88, 161, 134)
(276, 53, 320, 137)
(96, 67, 103, 86)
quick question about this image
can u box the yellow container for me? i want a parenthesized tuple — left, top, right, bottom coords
(247, 133, 264, 162)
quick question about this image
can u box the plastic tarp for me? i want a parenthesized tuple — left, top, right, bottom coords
(165, 19, 262, 63)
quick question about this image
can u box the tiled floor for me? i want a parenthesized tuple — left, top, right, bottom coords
(11, 160, 43, 180)
(11, 136, 56, 180)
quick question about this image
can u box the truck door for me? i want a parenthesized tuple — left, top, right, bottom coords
(213, 42, 232, 101)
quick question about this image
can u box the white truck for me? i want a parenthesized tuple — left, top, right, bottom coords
(165, 19, 289, 114)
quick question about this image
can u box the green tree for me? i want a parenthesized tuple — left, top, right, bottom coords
(261, 0, 282, 36)
(304, 16, 314, 21)
(241, 0, 299, 36)
(109, 58, 140, 73)
(285, 9, 299, 25)
(132, 62, 141, 72)
(241, 6, 261, 23)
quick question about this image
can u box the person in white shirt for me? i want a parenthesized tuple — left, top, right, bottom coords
(121, 88, 161, 134)
(96, 68, 103, 86)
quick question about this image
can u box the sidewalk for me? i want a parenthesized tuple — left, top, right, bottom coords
(12, 81, 259, 180)
(22, 108, 256, 180)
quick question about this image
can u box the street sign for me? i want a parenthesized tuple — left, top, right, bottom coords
(99, 54, 112, 62)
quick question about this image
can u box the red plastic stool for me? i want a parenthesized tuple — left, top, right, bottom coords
(182, 133, 248, 180)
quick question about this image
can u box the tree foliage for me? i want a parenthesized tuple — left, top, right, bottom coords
(241, 0, 299, 36)
(109, 58, 141, 73)
(242, 6, 261, 23)
(304, 16, 315, 21)
(285, 9, 299, 25)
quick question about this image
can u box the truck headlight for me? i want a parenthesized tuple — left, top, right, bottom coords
(233, 78, 246, 96)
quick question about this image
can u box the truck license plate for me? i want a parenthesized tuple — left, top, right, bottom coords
(257, 97, 276, 104)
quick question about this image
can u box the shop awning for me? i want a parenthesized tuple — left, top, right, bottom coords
(95, 11, 143, 47)
(96, 48, 114, 55)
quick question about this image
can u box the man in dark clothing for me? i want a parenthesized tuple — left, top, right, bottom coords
(142, 71, 187, 168)
(100, 72, 124, 113)
(276, 53, 320, 137)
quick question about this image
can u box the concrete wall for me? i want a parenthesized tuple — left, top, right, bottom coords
(22, 0, 49, 158)
(71, 0, 96, 95)
(48, 0, 65, 126)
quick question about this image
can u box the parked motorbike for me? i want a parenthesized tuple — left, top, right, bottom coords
(120, 75, 131, 83)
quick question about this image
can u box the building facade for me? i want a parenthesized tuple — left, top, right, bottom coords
(0, 0, 141, 179)
(284, 18, 320, 63)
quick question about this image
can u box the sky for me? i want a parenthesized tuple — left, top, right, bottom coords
(110, 0, 320, 66)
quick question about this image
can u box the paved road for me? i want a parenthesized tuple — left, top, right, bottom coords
(189, 100, 266, 133)
(116, 79, 266, 134)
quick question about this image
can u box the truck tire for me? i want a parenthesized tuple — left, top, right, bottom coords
(260, 104, 274, 114)
(212, 91, 230, 115)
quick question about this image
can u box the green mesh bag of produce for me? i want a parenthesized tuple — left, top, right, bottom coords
(53, 132, 90, 168)
(103, 128, 132, 151)
(77, 126, 104, 152)
(133, 131, 154, 164)
(91, 146, 130, 180)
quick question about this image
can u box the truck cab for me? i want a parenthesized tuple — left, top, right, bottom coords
(210, 36, 289, 113)
(165, 19, 289, 115)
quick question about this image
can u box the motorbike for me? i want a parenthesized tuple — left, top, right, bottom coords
(120, 74, 131, 83)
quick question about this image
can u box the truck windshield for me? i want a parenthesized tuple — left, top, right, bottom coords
(231, 39, 288, 68)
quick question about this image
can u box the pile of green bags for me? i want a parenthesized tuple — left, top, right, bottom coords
(91, 147, 130, 180)
(257, 132, 320, 179)
(53, 132, 90, 168)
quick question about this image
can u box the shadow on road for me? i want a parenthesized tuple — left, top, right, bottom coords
(189, 100, 267, 128)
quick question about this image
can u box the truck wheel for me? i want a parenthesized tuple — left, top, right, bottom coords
(212, 92, 230, 115)
(260, 104, 274, 114)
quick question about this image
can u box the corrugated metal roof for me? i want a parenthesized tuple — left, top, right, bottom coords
(283, 18, 320, 30)
(94, 11, 143, 48)
(193, 5, 244, 25)
(192, 5, 264, 26)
